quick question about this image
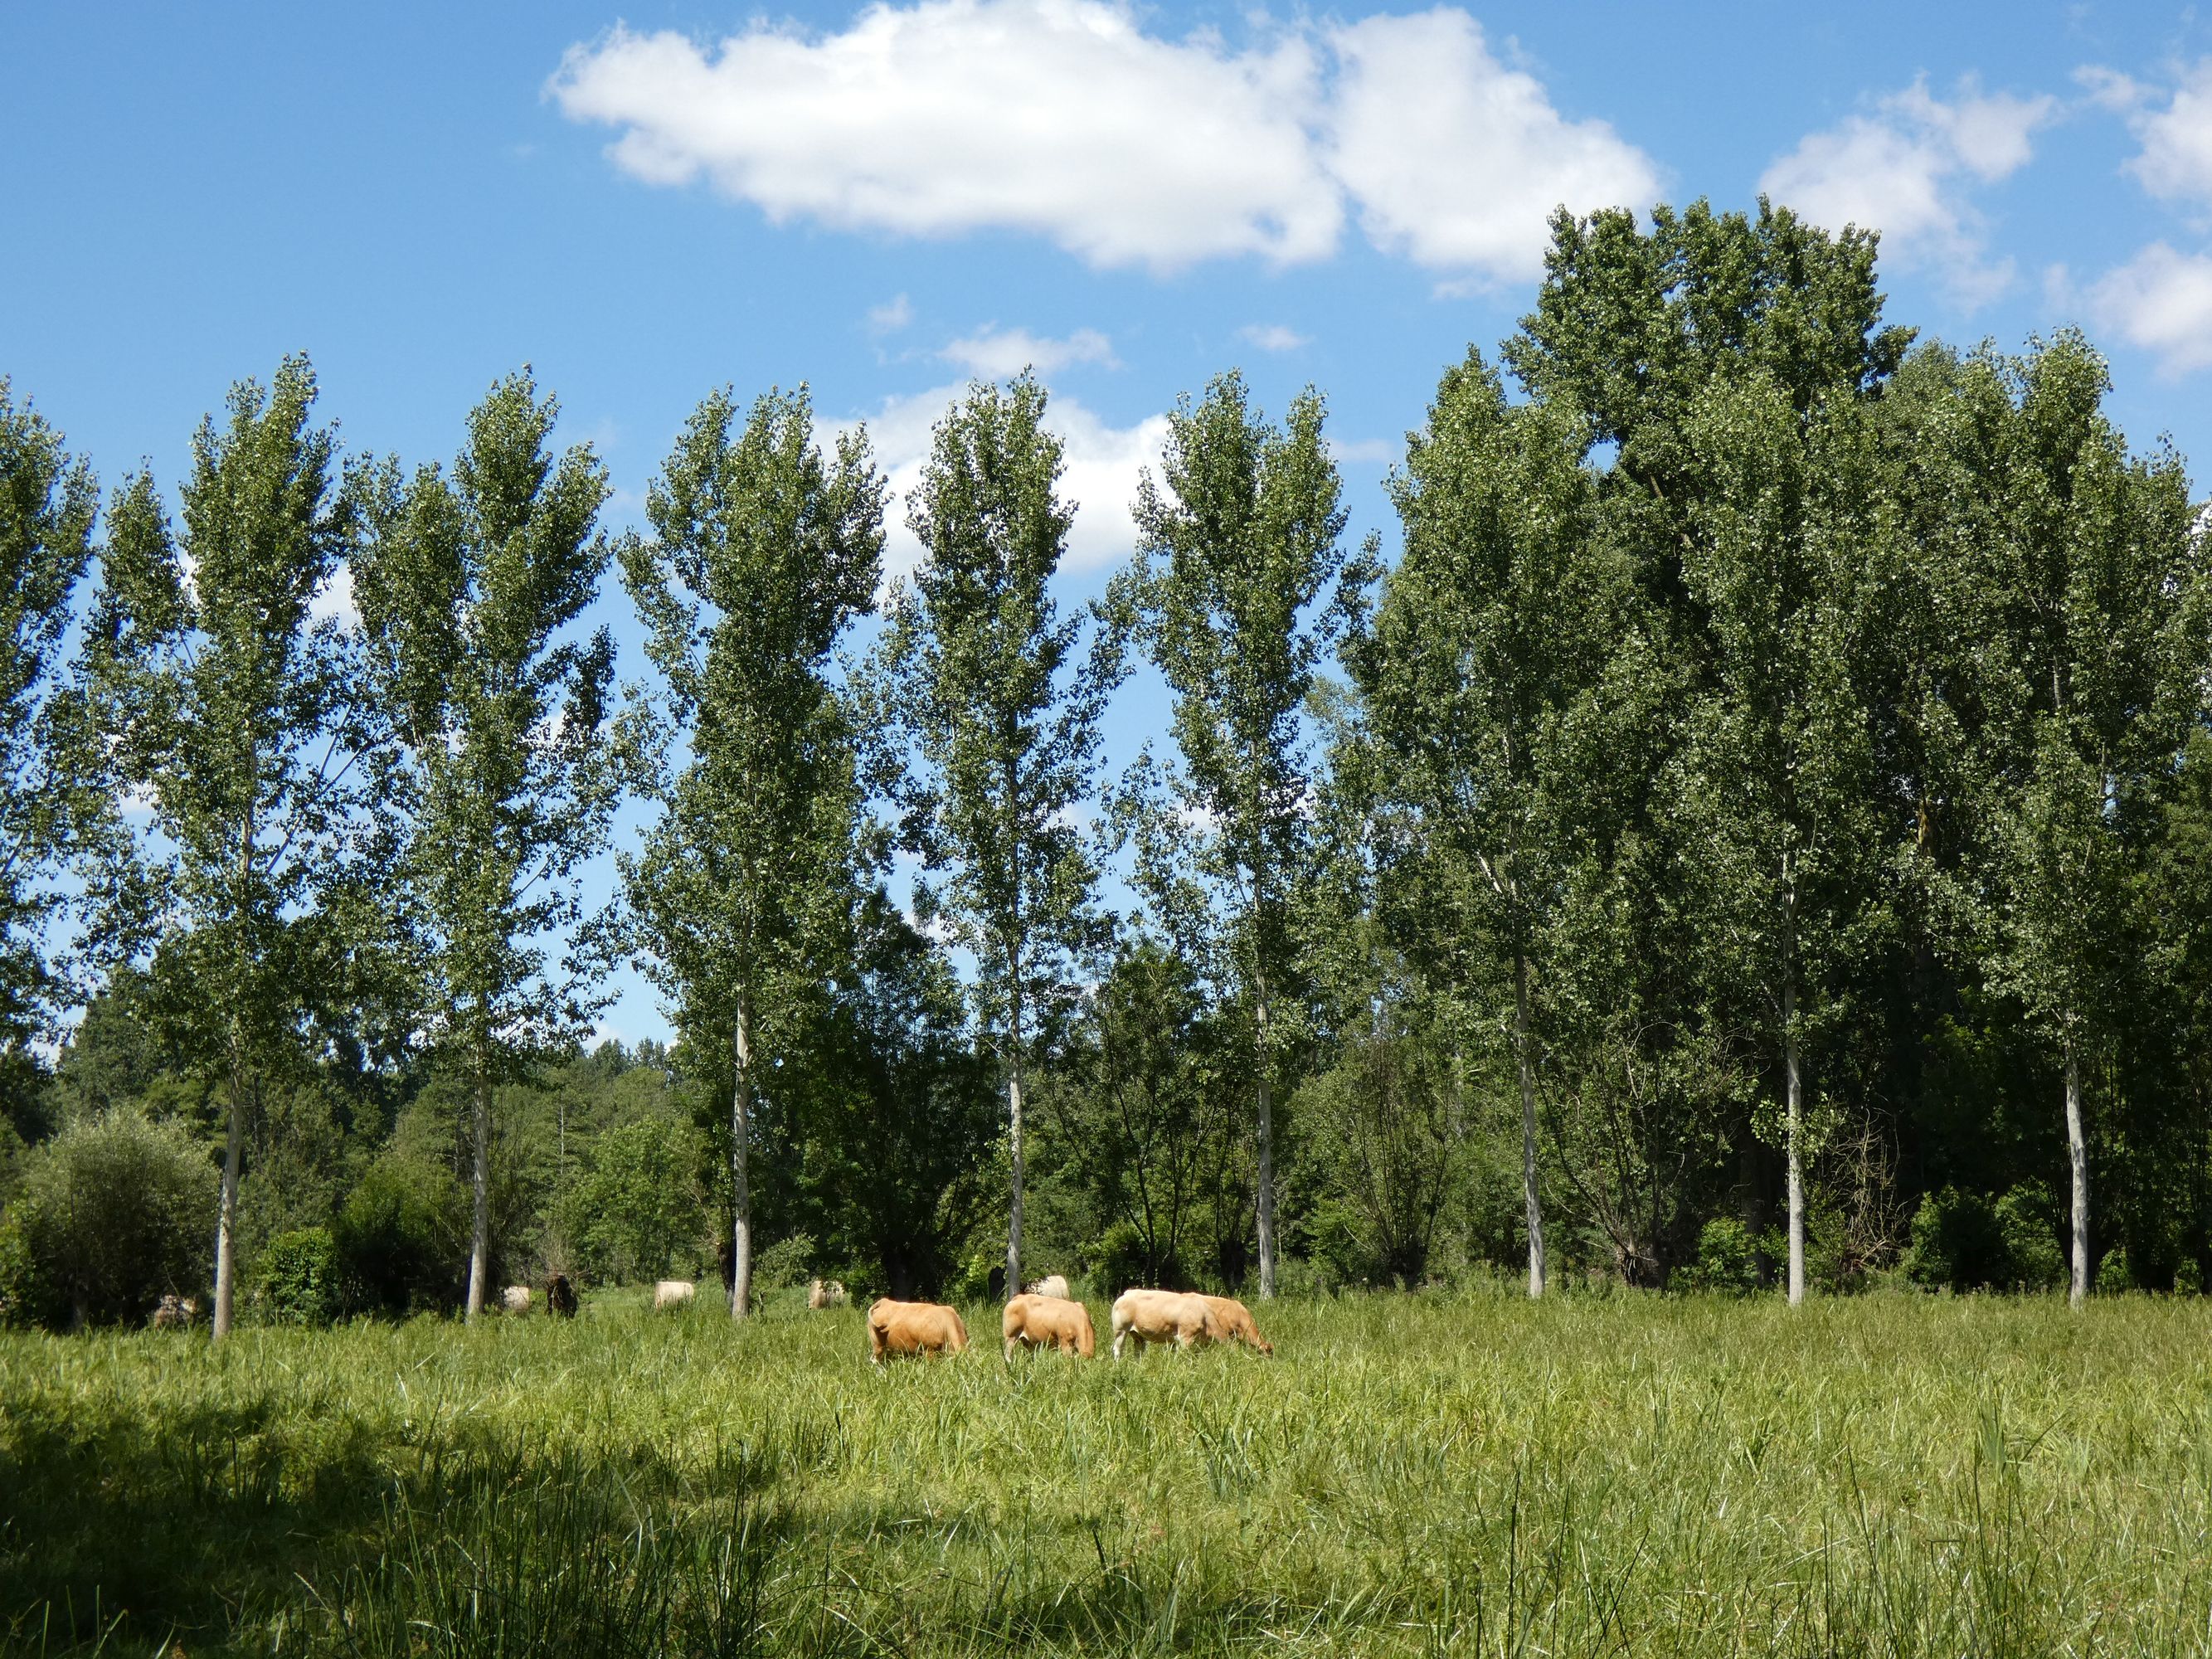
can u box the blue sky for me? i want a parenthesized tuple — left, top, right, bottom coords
(7, 2, 2212, 1048)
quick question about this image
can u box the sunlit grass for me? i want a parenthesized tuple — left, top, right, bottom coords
(5, 1287, 2212, 1654)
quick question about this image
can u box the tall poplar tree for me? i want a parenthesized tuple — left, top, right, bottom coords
(1121, 372, 1374, 1298)
(1961, 333, 2207, 1303)
(352, 369, 618, 1321)
(92, 357, 362, 1339)
(0, 382, 105, 1082)
(1356, 352, 1612, 1297)
(882, 374, 1119, 1297)
(620, 385, 883, 1319)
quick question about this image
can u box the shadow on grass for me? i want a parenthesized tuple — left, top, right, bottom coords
(0, 1397, 790, 1657)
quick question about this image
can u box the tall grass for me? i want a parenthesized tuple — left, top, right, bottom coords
(6, 1288, 2212, 1654)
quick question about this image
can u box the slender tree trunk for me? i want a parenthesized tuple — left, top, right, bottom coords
(1512, 951, 1546, 1299)
(2065, 1035, 2089, 1306)
(731, 993, 754, 1320)
(1005, 1048, 1025, 1300)
(1255, 979, 1276, 1300)
(464, 1031, 491, 1322)
(211, 1059, 246, 1340)
(1785, 971, 1805, 1306)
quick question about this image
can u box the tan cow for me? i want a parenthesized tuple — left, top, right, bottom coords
(502, 1285, 532, 1315)
(151, 1293, 199, 1329)
(868, 1297, 969, 1363)
(1109, 1288, 1225, 1359)
(1200, 1294, 1274, 1355)
(1023, 1273, 1070, 1300)
(808, 1277, 849, 1310)
(653, 1279, 696, 1311)
(1002, 1292, 1095, 1360)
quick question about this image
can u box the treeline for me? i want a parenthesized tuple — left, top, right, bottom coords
(2, 200, 2209, 1333)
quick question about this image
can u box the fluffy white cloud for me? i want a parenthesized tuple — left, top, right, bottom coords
(1238, 323, 1310, 352)
(550, 2, 1661, 285)
(2120, 57, 2212, 207)
(549, 1, 1335, 271)
(2089, 242, 2212, 375)
(867, 293, 914, 334)
(940, 324, 1116, 377)
(1760, 77, 2055, 304)
(843, 381, 1169, 584)
(1325, 8, 1659, 285)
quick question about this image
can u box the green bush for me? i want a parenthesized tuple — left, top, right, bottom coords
(2177, 1257, 2204, 1296)
(12, 1111, 212, 1327)
(1904, 1187, 2008, 1292)
(257, 1227, 343, 1326)
(750, 1233, 816, 1293)
(0, 1204, 59, 1327)
(1684, 1217, 1759, 1295)
(1994, 1184, 2064, 1290)
(336, 1154, 467, 1316)
(556, 1117, 702, 1286)
(2096, 1246, 2135, 1296)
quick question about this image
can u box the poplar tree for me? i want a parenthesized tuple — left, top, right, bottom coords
(882, 374, 1118, 1297)
(1961, 333, 2207, 1303)
(352, 369, 617, 1322)
(91, 357, 362, 1339)
(620, 385, 883, 1319)
(0, 382, 105, 1080)
(1356, 352, 1612, 1297)
(1121, 372, 1373, 1298)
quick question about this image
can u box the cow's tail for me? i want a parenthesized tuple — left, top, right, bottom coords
(1077, 1306, 1096, 1359)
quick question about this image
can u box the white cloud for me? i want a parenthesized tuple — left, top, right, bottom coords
(940, 324, 1117, 377)
(868, 293, 914, 333)
(2119, 57, 2212, 208)
(549, 1, 1335, 271)
(1238, 323, 1310, 353)
(1325, 9, 1660, 286)
(1760, 77, 2056, 305)
(550, 2, 1662, 285)
(1329, 436, 1397, 465)
(2089, 242, 2212, 374)
(844, 379, 1168, 584)
(311, 562, 357, 627)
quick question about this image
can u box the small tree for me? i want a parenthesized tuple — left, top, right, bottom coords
(880, 375, 1120, 1296)
(17, 1111, 214, 1328)
(352, 369, 619, 1321)
(620, 385, 882, 1318)
(1120, 371, 1373, 1297)
(92, 357, 365, 1340)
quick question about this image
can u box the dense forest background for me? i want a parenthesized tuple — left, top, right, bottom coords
(5, 199, 2210, 1331)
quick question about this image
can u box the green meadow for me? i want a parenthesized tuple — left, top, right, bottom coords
(6, 1288, 2212, 1657)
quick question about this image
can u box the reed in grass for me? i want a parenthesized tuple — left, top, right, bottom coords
(5, 1287, 2211, 1655)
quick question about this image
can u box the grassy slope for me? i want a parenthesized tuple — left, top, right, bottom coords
(4, 1289, 2211, 1656)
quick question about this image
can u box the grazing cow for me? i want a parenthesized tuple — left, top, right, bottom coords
(151, 1293, 198, 1329)
(867, 1297, 969, 1364)
(1110, 1288, 1225, 1359)
(502, 1285, 532, 1315)
(1002, 1292, 1095, 1360)
(808, 1277, 848, 1310)
(546, 1274, 579, 1318)
(1200, 1294, 1274, 1355)
(1023, 1273, 1070, 1301)
(654, 1279, 696, 1311)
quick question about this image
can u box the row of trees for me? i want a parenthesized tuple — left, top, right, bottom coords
(3, 198, 2209, 1333)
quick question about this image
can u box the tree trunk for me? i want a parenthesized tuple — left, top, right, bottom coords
(2065, 1037, 2089, 1306)
(1785, 971, 1805, 1306)
(731, 994, 755, 1319)
(1512, 951, 1546, 1299)
(1005, 1049, 1025, 1300)
(1255, 980, 1276, 1300)
(211, 1073, 246, 1340)
(464, 1034, 491, 1322)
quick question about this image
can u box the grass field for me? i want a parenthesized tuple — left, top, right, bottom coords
(5, 1287, 2212, 1657)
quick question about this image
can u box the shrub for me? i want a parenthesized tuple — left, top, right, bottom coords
(751, 1233, 815, 1293)
(1904, 1187, 2007, 1291)
(1994, 1185, 2064, 1290)
(2177, 1257, 2204, 1296)
(2096, 1246, 2135, 1296)
(12, 1111, 212, 1326)
(257, 1227, 343, 1325)
(336, 1153, 467, 1316)
(1683, 1218, 1759, 1295)
(0, 1204, 59, 1328)
(556, 1117, 702, 1286)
